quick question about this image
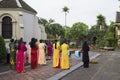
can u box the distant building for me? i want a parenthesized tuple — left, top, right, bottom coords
(0, 0, 47, 44)
(115, 12, 120, 46)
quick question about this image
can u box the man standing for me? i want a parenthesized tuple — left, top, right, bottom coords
(82, 41, 90, 68)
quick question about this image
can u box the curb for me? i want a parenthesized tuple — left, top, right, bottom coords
(0, 70, 12, 75)
(0, 65, 30, 75)
(47, 53, 101, 80)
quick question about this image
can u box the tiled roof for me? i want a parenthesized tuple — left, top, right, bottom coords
(116, 12, 120, 23)
(0, 0, 37, 14)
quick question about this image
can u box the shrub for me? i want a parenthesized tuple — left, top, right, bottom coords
(0, 36, 6, 61)
(96, 38, 106, 47)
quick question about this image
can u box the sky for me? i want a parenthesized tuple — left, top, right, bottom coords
(25, 0, 120, 27)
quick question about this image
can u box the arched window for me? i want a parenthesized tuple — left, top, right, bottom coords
(2, 16, 12, 39)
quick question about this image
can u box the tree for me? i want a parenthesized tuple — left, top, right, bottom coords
(65, 22, 88, 47)
(96, 14, 107, 31)
(49, 23, 65, 39)
(65, 27, 71, 39)
(62, 6, 69, 27)
(48, 19, 55, 24)
(91, 14, 108, 47)
(0, 36, 6, 61)
(105, 22, 116, 47)
(38, 18, 66, 40)
(70, 22, 88, 39)
(38, 18, 48, 27)
(38, 18, 54, 27)
(38, 18, 55, 39)
(88, 25, 98, 44)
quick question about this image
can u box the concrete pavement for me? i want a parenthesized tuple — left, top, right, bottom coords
(60, 51, 120, 80)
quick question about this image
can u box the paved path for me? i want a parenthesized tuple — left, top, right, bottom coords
(60, 51, 120, 80)
(0, 51, 100, 80)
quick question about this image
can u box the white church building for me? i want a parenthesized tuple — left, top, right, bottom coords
(0, 0, 47, 44)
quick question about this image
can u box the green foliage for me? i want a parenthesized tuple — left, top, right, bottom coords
(38, 18, 65, 39)
(89, 24, 107, 46)
(65, 27, 71, 39)
(88, 25, 99, 37)
(96, 38, 106, 47)
(49, 23, 65, 38)
(62, 6, 69, 13)
(105, 22, 116, 47)
(38, 14, 116, 48)
(97, 30, 105, 37)
(0, 36, 6, 61)
(63, 6, 69, 27)
(106, 32, 115, 47)
(89, 14, 112, 47)
(47, 34, 54, 39)
(96, 14, 107, 31)
(69, 22, 88, 39)
(65, 22, 89, 47)
(38, 18, 55, 34)
(38, 18, 48, 27)
(96, 22, 115, 47)
(97, 14, 106, 24)
(69, 44, 76, 49)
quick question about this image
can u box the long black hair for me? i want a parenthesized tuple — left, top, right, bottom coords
(10, 38, 14, 42)
(18, 38, 23, 50)
(29, 38, 36, 48)
(54, 39, 57, 49)
(39, 39, 43, 43)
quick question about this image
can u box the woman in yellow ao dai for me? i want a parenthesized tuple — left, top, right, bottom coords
(53, 40, 60, 68)
(61, 39, 69, 69)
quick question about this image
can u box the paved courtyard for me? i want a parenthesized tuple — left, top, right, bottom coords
(0, 51, 100, 80)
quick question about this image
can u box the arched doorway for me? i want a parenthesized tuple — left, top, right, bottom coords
(2, 16, 12, 39)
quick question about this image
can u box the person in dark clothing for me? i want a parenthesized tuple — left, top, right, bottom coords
(82, 41, 90, 68)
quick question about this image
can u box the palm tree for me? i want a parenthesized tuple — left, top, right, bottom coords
(62, 6, 69, 27)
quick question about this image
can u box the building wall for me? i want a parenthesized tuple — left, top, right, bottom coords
(0, 9, 20, 41)
(38, 24, 47, 40)
(34, 16, 42, 40)
(22, 12, 47, 43)
(115, 24, 120, 47)
(116, 27, 120, 35)
(22, 11, 35, 43)
(0, 9, 47, 44)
